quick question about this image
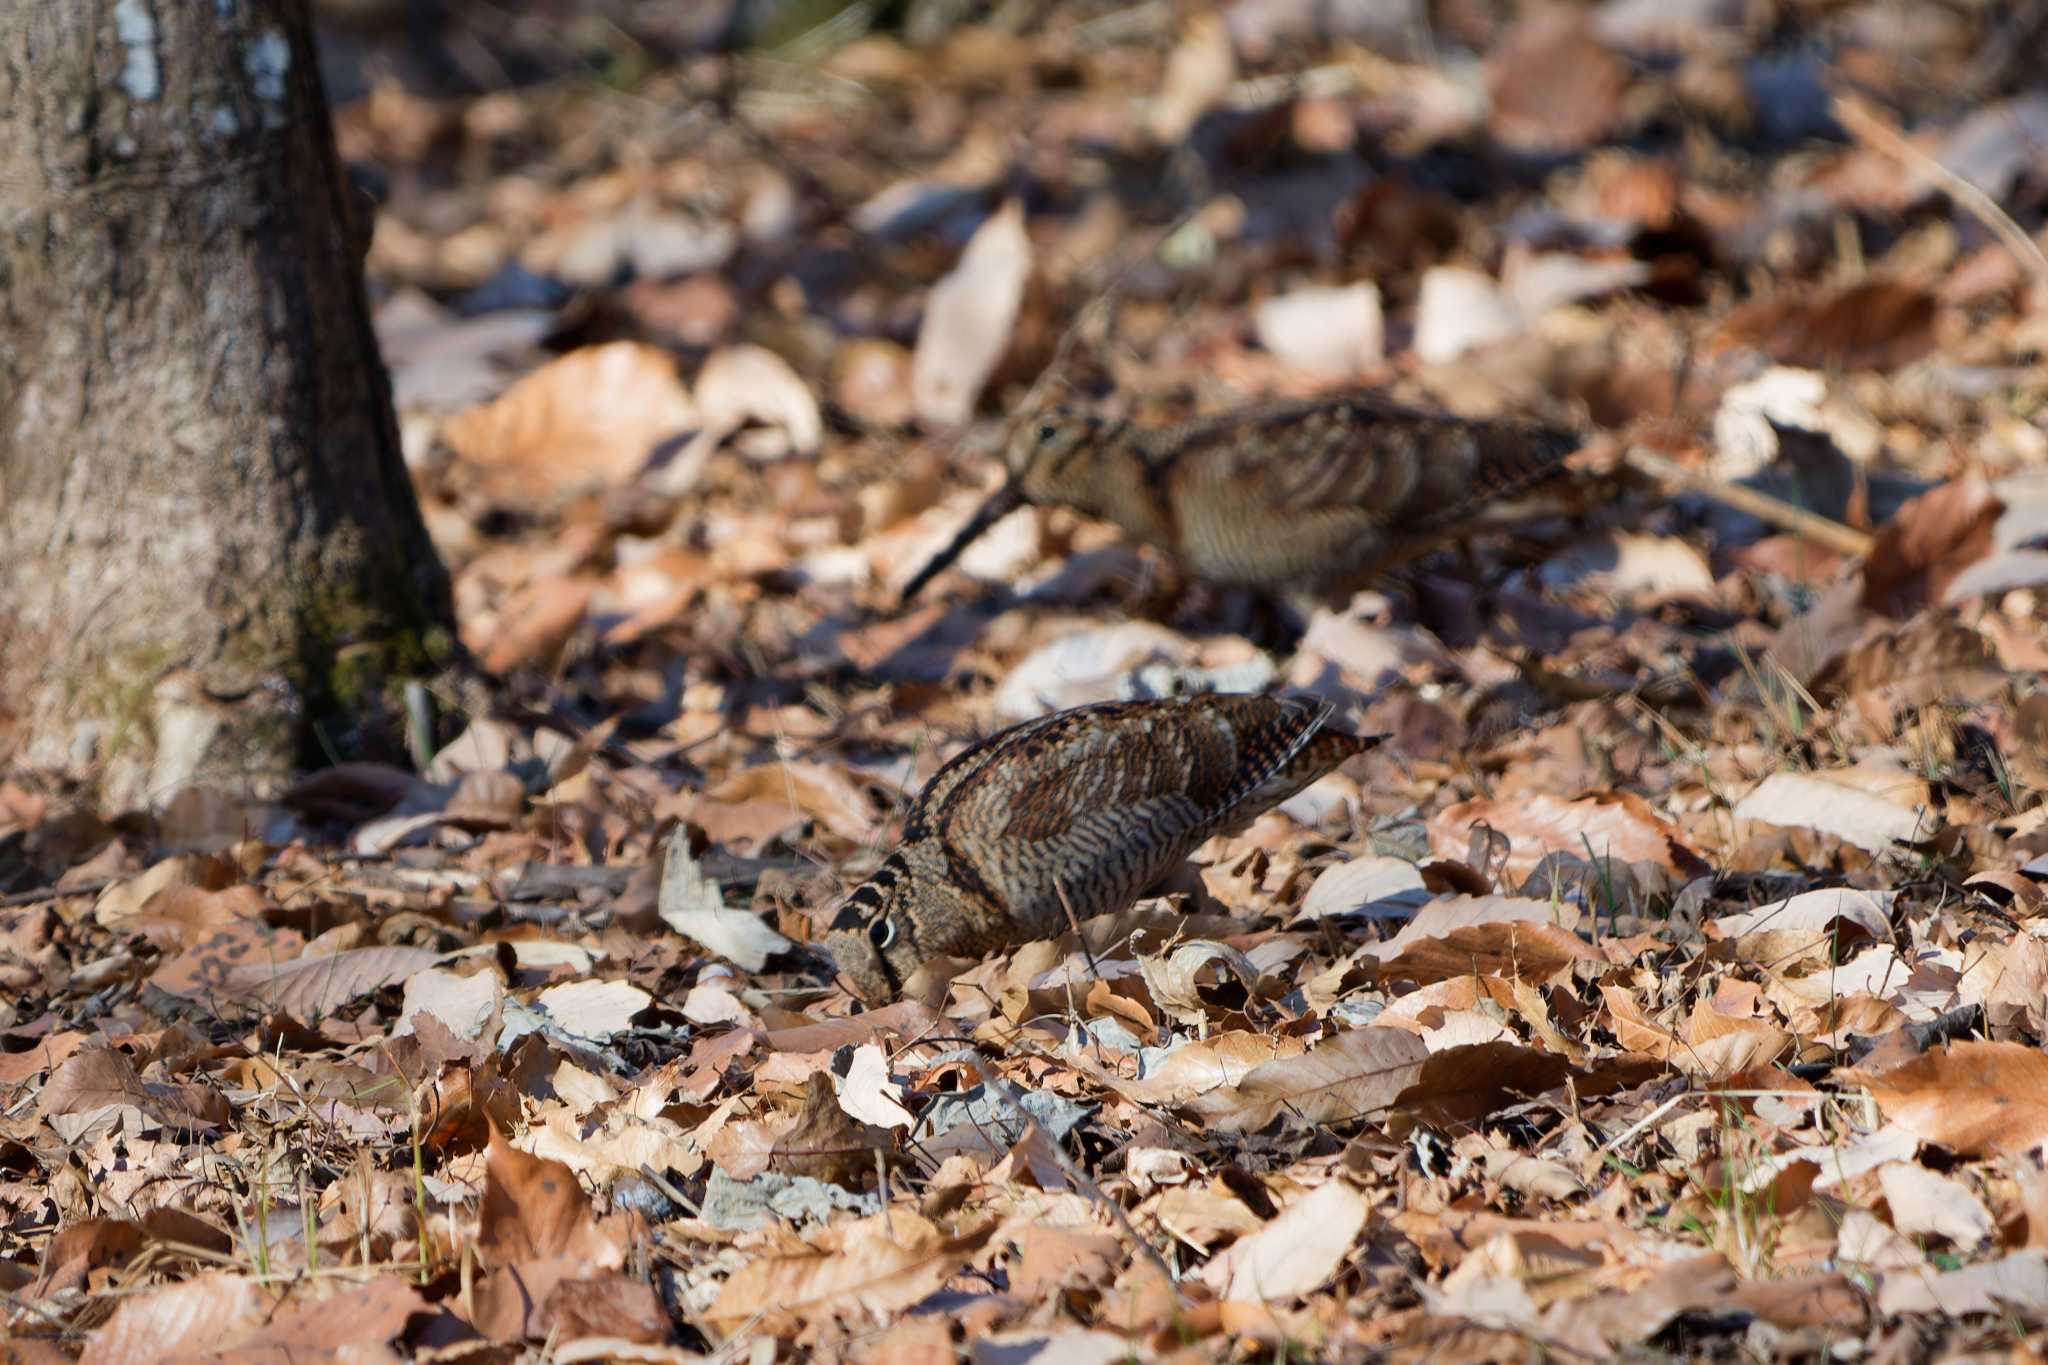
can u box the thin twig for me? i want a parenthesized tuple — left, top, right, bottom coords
(1623, 446, 1875, 559)
(0, 877, 115, 907)
(1831, 92, 2048, 296)
(1053, 879, 1107, 985)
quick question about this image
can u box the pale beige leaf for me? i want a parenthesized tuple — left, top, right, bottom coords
(1147, 11, 1235, 143)
(393, 965, 504, 1041)
(911, 199, 1030, 427)
(1254, 284, 1384, 377)
(691, 343, 822, 457)
(839, 1042, 917, 1130)
(1138, 939, 1260, 1028)
(1733, 771, 1932, 852)
(1877, 1250, 2048, 1316)
(1879, 1161, 1993, 1250)
(1299, 855, 1429, 921)
(1198, 1181, 1369, 1303)
(1707, 887, 1896, 940)
(1413, 266, 1523, 364)
(656, 831, 792, 972)
(538, 978, 654, 1042)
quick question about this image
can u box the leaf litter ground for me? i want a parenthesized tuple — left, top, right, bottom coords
(6, 1, 2048, 1359)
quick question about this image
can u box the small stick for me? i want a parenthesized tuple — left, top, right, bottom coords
(1622, 445, 1875, 559)
(1054, 878, 1107, 985)
(1831, 92, 2048, 296)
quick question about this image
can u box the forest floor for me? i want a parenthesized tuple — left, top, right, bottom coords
(7, 0, 2048, 1359)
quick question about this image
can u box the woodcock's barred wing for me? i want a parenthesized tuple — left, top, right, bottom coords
(826, 694, 1382, 1002)
(899, 392, 1582, 603)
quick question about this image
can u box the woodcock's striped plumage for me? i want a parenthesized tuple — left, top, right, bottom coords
(826, 693, 1382, 1002)
(901, 393, 1583, 604)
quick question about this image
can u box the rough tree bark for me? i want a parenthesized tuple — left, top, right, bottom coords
(0, 0, 456, 808)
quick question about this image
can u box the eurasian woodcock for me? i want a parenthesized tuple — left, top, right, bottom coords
(900, 392, 1583, 604)
(826, 693, 1381, 1002)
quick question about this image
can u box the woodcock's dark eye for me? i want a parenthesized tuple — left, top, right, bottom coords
(1037, 423, 1059, 443)
(868, 917, 896, 949)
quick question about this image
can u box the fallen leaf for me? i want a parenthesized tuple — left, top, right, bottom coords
(1732, 771, 1932, 853)
(1148, 11, 1235, 144)
(1861, 475, 2005, 616)
(1877, 1249, 2048, 1316)
(1253, 284, 1385, 377)
(537, 978, 653, 1042)
(911, 199, 1031, 427)
(656, 830, 793, 971)
(442, 341, 698, 508)
(1199, 1181, 1369, 1303)
(78, 1272, 269, 1365)
(838, 1042, 917, 1130)
(220, 944, 444, 1020)
(703, 1210, 990, 1335)
(1433, 792, 1706, 883)
(692, 342, 823, 458)
(1879, 1161, 1993, 1250)
(1487, 10, 1630, 152)
(1851, 1042, 2048, 1156)
(1719, 281, 1938, 373)
(1413, 265, 1523, 364)
(479, 1129, 624, 1269)
(1187, 1027, 1428, 1131)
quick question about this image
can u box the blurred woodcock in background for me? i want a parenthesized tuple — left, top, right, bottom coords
(826, 693, 1382, 1002)
(901, 392, 1587, 605)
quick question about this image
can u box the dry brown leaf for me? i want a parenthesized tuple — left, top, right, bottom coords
(1851, 1042, 2048, 1156)
(78, 1272, 269, 1365)
(1718, 281, 1938, 373)
(219, 944, 444, 1020)
(479, 1128, 625, 1269)
(1375, 919, 1602, 988)
(1487, 10, 1630, 153)
(443, 341, 698, 507)
(28, 1219, 145, 1299)
(1861, 475, 2005, 616)
(690, 760, 874, 850)
(1432, 792, 1706, 883)
(1137, 939, 1261, 1028)
(771, 1070, 890, 1184)
(1187, 1026, 1428, 1131)
(703, 1210, 991, 1335)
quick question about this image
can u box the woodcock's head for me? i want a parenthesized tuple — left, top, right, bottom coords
(898, 408, 1127, 604)
(824, 851, 926, 1004)
(1004, 409, 1115, 503)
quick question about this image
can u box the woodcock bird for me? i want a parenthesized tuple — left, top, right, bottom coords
(900, 392, 1585, 606)
(826, 693, 1381, 1002)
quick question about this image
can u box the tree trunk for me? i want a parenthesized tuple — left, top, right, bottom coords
(0, 0, 456, 809)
